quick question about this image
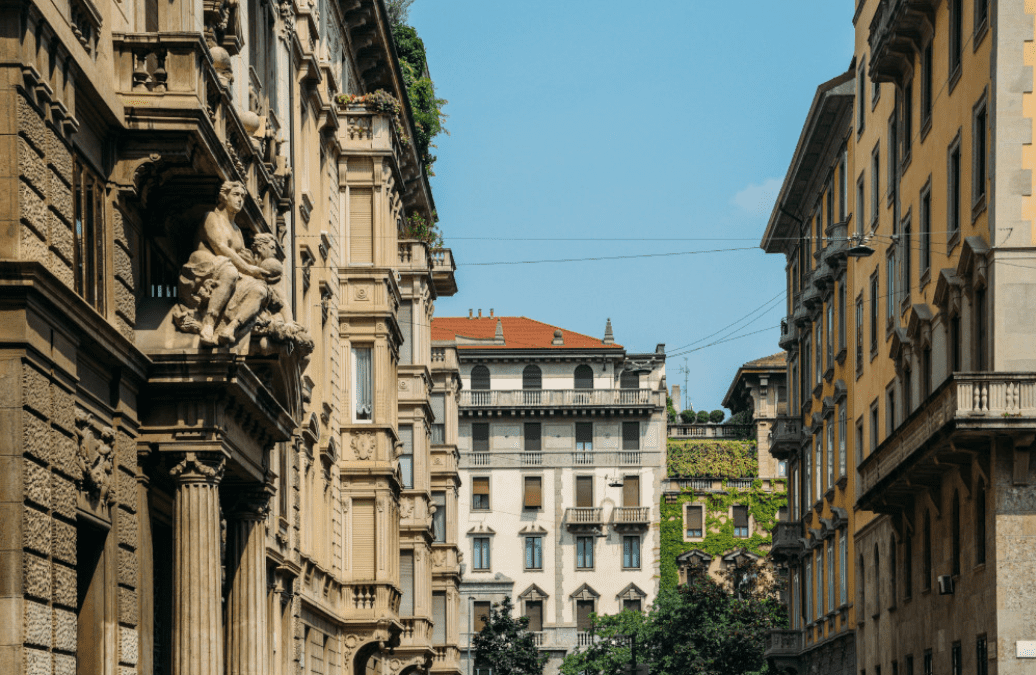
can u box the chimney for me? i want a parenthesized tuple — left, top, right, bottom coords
(490, 308, 494, 317)
(495, 318, 503, 341)
(552, 329, 564, 346)
(602, 318, 614, 345)
(478, 309, 482, 318)
(468, 309, 473, 319)
(672, 385, 682, 414)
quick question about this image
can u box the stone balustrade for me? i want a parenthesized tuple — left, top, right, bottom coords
(343, 582, 401, 620)
(459, 450, 662, 470)
(667, 423, 754, 439)
(460, 388, 664, 409)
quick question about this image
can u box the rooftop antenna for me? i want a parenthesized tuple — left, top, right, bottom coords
(678, 358, 691, 412)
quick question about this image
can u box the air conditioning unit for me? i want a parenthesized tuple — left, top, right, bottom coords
(937, 575, 954, 595)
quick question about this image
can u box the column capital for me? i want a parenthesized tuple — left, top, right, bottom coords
(227, 487, 273, 521)
(169, 452, 226, 484)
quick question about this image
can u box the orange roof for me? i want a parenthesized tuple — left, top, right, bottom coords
(431, 316, 622, 350)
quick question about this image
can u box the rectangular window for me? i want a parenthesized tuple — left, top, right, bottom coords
(576, 536, 594, 569)
(576, 600, 594, 632)
(733, 505, 749, 538)
(921, 41, 933, 124)
(974, 103, 987, 205)
(888, 112, 897, 201)
(856, 418, 864, 464)
(951, 314, 962, 372)
(839, 406, 847, 478)
(976, 636, 988, 675)
(976, 287, 987, 370)
(431, 491, 446, 543)
(870, 273, 879, 354)
(400, 549, 415, 615)
(886, 254, 895, 323)
(826, 417, 834, 488)
(887, 387, 896, 435)
(524, 422, 541, 452)
(839, 278, 847, 352)
(352, 347, 373, 421)
(949, 141, 962, 240)
(432, 591, 446, 643)
(473, 601, 491, 633)
(472, 477, 490, 511)
(576, 476, 593, 508)
(817, 549, 824, 618)
(575, 422, 593, 451)
(804, 441, 813, 506)
(857, 62, 866, 132)
(523, 476, 542, 510)
(951, 641, 962, 675)
(923, 650, 933, 675)
(856, 295, 864, 372)
(906, 655, 914, 675)
(804, 559, 812, 624)
(816, 322, 823, 386)
(920, 184, 931, 275)
(857, 174, 866, 236)
(524, 536, 542, 570)
(827, 302, 834, 368)
(827, 539, 834, 615)
(72, 156, 106, 312)
(472, 537, 491, 570)
(950, 0, 963, 74)
(472, 423, 490, 453)
(902, 219, 912, 303)
(623, 599, 642, 613)
(622, 422, 639, 450)
(839, 530, 848, 605)
(525, 601, 543, 632)
(839, 151, 848, 222)
(623, 536, 641, 569)
(685, 504, 703, 538)
(870, 401, 879, 453)
(922, 346, 932, 399)
(903, 79, 913, 161)
(803, 335, 812, 404)
(399, 425, 414, 489)
(871, 146, 881, 227)
(815, 434, 823, 497)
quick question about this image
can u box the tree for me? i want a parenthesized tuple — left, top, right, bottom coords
(696, 410, 711, 424)
(472, 596, 547, 675)
(384, 0, 415, 26)
(666, 395, 678, 423)
(390, 21, 448, 176)
(709, 409, 726, 424)
(560, 561, 786, 675)
(679, 409, 696, 424)
(728, 409, 753, 427)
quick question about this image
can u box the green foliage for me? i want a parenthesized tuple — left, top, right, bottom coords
(666, 395, 677, 423)
(695, 410, 711, 424)
(709, 409, 726, 424)
(400, 211, 443, 247)
(335, 90, 411, 148)
(679, 409, 696, 424)
(729, 409, 754, 426)
(391, 22, 448, 176)
(561, 564, 786, 675)
(666, 439, 758, 479)
(472, 596, 547, 675)
(384, 0, 414, 25)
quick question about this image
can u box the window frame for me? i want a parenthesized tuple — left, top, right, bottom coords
(948, 132, 963, 249)
(523, 475, 542, 511)
(973, 96, 988, 215)
(72, 154, 107, 313)
(351, 346, 374, 422)
(622, 535, 641, 569)
(733, 504, 750, 538)
(472, 537, 491, 571)
(524, 536, 543, 571)
(472, 476, 490, 511)
(576, 535, 594, 570)
(684, 503, 704, 540)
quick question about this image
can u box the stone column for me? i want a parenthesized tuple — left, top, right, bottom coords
(225, 489, 272, 675)
(170, 452, 226, 675)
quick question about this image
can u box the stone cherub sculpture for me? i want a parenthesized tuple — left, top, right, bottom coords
(172, 180, 312, 357)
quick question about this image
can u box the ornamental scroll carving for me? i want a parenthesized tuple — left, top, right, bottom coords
(171, 181, 313, 359)
(74, 411, 115, 504)
(351, 432, 375, 460)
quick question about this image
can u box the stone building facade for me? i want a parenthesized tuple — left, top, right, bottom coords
(0, 0, 460, 673)
(430, 315, 667, 675)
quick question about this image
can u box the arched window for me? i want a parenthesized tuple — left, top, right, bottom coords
(620, 371, 640, 389)
(574, 365, 594, 389)
(471, 365, 490, 390)
(522, 365, 542, 390)
(952, 490, 961, 575)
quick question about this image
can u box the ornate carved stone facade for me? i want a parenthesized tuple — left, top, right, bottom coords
(0, 0, 458, 674)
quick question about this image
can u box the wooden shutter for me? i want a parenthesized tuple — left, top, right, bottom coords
(473, 601, 490, 633)
(734, 505, 749, 529)
(350, 187, 373, 263)
(398, 301, 413, 364)
(472, 423, 489, 452)
(524, 423, 541, 451)
(574, 365, 594, 389)
(352, 499, 375, 578)
(622, 422, 639, 450)
(399, 550, 414, 616)
(526, 601, 543, 632)
(522, 365, 542, 390)
(524, 476, 542, 509)
(620, 371, 639, 389)
(576, 476, 593, 508)
(432, 592, 446, 643)
(473, 477, 489, 509)
(576, 600, 594, 631)
(576, 423, 592, 445)
(622, 475, 640, 507)
(687, 505, 703, 532)
(471, 365, 490, 390)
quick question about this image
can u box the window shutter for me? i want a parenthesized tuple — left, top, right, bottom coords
(524, 423, 541, 451)
(687, 505, 703, 531)
(623, 599, 642, 613)
(398, 302, 413, 364)
(472, 423, 489, 452)
(576, 600, 594, 631)
(471, 366, 490, 390)
(734, 505, 749, 529)
(574, 365, 594, 389)
(399, 550, 414, 616)
(622, 422, 640, 450)
(432, 491, 446, 543)
(349, 187, 373, 263)
(473, 477, 489, 497)
(524, 476, 542, 509)
(431, 394, 446, 423)
(620, 371, 639, 389)
(353, 499, 375, 578)
(473, 601, 490, 633)
(432, 592, 446, 643)
(522, 365, 542, 390)
(576, 476, 593, 508)
(526, 601, 543, 632)
(576, 423, 592, 445)
(622, 476, 640, 507)
(399, 425, 414, 489)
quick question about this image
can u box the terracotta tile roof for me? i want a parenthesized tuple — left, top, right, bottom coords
(743, 352, 787, 368)
(431, 316, 622, 350)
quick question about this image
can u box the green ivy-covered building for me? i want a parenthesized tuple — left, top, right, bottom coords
(661, 354, 788, 591)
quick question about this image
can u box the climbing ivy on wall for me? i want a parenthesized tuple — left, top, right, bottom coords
(666, 439, 759, 478)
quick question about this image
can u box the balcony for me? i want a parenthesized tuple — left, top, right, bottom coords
(342, 581, 402, 622)
(768, 416, 804, 460)
(459, 389, 664, 412)
(667, 423, 753, 440)
(459, 450, 661, 470)
(398, 239, 430, 270)
(611, 506, 651, 532)
(564, 507, 604, 533)
(764, 629, 802, 670)
(868, 0, 937, 84)
(858, 373, 1036, 512)
(430, 248, 458, 296)
(769, 521, 804, 562)
(778, 319, 797, 351)
(430, 645, 461, 673)
(398, 617, 434, 649)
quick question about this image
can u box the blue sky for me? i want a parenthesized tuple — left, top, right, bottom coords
(410, 1, 855, 412)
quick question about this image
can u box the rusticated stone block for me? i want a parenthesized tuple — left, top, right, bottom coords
(23, 552, 51, 600)
(116, 431, 136, 471)
(47, 253, 74, 291)
(53, 653, 75, 675)
(20, 181, 48, 239)
(115, 284, 135, 324)
(51, 474, 75, 520)
(24, 459, 50, 509)
(23, 646, 51, 675)
(23, 506, 51, 556)
(114, 246, 133, 287)
(48, 178, 72, 227)
(19, 138, 47, 194)
(23, 414, 51, 464)
(46, 133, 72, 186)
(51, 386, 74, 434)
(51, 519, 76, 565)
(116, 317, 134, 343)
(52, 607, 76, 651)
(117, 507, 137, 549)
(111, 207, 127, 246)
(21, 224, 48, 264)
(118, 547, 137, 587)
(120, 667, 137, 675)
(24, 599, 51, 647)
(52, 562, 76, 608)
(117, 470, 136, 509)
(118, 586, 138, 626)
(22, 366, 50, 418)
(52, 433, 76, 478)
(49, 213, 73, 266)
(119, 626, 138, 665)
(17, 95, 47, 154)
